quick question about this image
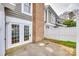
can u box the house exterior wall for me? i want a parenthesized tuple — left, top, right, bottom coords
(4, 3, 33, 49)
(0, 4, 5, 56)
(45, 5, 59, 24)
(5, 3, 32, 21)
(32, 3, 44, 42)
(44, 5, 66, 28)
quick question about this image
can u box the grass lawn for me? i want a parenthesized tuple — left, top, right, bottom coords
(44, 38, 76, 48)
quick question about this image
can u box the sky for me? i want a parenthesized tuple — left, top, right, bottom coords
(45, 3, 79, 15)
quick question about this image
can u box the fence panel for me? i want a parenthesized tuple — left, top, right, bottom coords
(44, 26, 76, 42)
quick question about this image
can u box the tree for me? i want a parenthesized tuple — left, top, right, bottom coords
(63, 19, 76, 27)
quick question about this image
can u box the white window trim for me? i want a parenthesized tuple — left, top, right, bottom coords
(21, 3, 32, 16)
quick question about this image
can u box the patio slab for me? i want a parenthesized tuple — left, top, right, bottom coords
(6, 40, 74, 56)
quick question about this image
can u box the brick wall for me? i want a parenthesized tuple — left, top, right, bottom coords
(32, 3, 44, 42)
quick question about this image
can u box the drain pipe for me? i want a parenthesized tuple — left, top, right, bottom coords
(4, 7, 6, 56)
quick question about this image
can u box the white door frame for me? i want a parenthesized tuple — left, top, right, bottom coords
(0, 4, 5, 56)
(6, 16, 32, 49)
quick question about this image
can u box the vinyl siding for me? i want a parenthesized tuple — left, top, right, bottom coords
(5, 3, 32, 21)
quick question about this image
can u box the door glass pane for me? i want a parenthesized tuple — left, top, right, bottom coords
(12, 24, 19, 44)
(24, 26, 29, 41)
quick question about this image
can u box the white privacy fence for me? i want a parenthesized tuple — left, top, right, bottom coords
(44, 25, 76, 42)
(77, 20, 79, 55)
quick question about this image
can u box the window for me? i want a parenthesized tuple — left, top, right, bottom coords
(44, 10, 47, 23)
(48, 10, 55, 24)
(12, 24, 19, 44)
(24, 26, 29, 41)
(51, 14, 55, 24)
(22, 3, 32, 15)
(24, 3, 31, 13)
(48, 11, 52, 23)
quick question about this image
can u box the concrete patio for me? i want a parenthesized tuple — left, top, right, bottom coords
(6, 40, 74, 56)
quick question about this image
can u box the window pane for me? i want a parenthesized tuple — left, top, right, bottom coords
(24, 26, 29, 41)
(12, 24, 19, 44)
(48, 11, 52, 23)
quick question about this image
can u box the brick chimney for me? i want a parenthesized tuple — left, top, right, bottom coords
(32, 3, 44, 42)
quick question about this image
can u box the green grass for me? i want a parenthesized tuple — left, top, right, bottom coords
(44, 38, 76, 48)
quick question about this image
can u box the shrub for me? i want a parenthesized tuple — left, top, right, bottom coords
(63, 19, 76, 27)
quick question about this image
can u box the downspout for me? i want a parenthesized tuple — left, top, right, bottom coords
(4, 7, 6, 56)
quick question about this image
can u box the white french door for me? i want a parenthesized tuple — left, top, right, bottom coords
(6, 16, 32, 49)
